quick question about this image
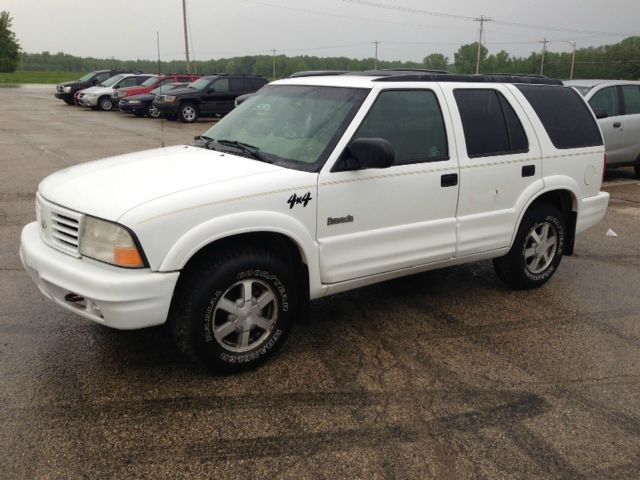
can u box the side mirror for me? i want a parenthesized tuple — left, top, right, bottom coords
(208, 87, 216, 93)
(340, 138, 394, 171)
(592, 107, 608, 119)
(92, 79, 99, 85)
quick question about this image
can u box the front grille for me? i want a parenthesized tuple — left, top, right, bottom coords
(37, 194, 83, 257)
(50, 211, 81, 254)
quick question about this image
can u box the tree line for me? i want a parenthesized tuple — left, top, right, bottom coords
(18, 36, 640, 80)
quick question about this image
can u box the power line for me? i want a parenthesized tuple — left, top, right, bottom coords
(341, 0, 637, 38)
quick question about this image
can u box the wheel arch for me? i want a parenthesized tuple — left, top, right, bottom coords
(512, 187, 579, 256)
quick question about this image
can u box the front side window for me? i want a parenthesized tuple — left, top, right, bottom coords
(116, 77, 137, 88)
(189, 78, 213, 90)
(100, 75, 123, 87)
(622, 85, 640, 115)
(454, 89, 528, 158)
(230, 78, 247, 91)
(353, 90, 448, 164)
(202, 85, 368, 171)
(589, 87, 620, 116)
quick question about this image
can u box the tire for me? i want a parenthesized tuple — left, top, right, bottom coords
(493, 203, 565, 289)
(147, 104, 161, 118)
(169, 247, 296, 373)
(179, 102, 198, 123)
(63, 98, 74, 105)
(98, 96, 113, 111)
(634, 163, 640, 179)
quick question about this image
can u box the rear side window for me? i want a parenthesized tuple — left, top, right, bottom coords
(454, 89, 528, 158)
(622, 85, 640, 115)
(117, 77, 137, 88)
(589, 87, 620, 116)
(354, 89, 448, 165)
(518, 85, 603, 149)
(251, 78, 267, 90)
(230, 78, 247, 91)
(212, 78, 229, 92)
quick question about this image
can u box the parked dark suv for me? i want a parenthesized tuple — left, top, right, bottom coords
(54, 70, 136, 105)
(153, 74, 268, 122)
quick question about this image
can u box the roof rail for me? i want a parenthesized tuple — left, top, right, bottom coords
(370, 72, 562, 85)
(289, 70, 349, 78)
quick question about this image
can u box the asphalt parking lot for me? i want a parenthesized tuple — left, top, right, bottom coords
(1, 85, 639, 479)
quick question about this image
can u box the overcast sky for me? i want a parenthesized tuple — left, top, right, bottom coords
(4, 0, 639, 62)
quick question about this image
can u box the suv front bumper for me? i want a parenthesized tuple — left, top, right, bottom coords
(20, 222, 179, 330)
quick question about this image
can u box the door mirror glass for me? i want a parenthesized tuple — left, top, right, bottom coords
(342, 138, 394, 171)
(592, 107, 608, 119)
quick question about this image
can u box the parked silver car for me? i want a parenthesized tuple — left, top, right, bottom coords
(566, 80, 640, 177)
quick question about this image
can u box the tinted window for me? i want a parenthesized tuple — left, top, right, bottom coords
(230, 78, 247, 91)
(251, 78, 268, 90)
(213, 78, 229, 92)
(95, 72, 111, 83)
(354, 90, 448, 164)
(117, 77, 137, 88)
(518, 85, 603, 149)
(589, 87, 620, 116)
(622, 85, 640, 115)
(454, 89, 528, 158)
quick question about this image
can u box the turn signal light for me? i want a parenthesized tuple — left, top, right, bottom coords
(114, 247, 145, 268)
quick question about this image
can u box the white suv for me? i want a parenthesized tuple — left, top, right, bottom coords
(20, 72, 609, 372)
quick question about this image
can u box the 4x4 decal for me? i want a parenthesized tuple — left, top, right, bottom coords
(287, 192, 312, 209)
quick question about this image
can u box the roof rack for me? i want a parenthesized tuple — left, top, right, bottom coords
(289, 70, 349, 78)
(368, 72, 562, 85)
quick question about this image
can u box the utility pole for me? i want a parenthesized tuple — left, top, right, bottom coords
(474, 15, 491, 74)
(539, 38, 548, 75)
(182, 0, 191, 73)
(565, 41, 577, 79)
(373, 40, 380, 69)
(271, 49, 277, 79)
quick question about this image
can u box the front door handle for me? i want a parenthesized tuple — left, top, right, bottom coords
(613, 122, 622, 128)
(441, 173, 458, 187)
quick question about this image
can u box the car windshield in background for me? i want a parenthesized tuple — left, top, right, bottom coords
(573, 86, 592, 96)
(78, 72, 95, 82)
(202, 85, 368, 171)
(189, 78, 212, 90)
(100, 75, 123, 87)
(141, 76, 159, 87)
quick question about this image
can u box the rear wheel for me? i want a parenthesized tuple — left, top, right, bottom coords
(63, 98, 74, 105)
(179, 102, 198, 123)
(170, 247, 296, 373)
(98, 96, 113, 111)
(493, 204, 565, 289)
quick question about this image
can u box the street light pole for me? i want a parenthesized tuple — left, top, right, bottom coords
(182, 0, 191, 73)
(373, 40, 380, 69)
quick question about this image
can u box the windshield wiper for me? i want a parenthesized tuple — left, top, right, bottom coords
(193, 135, 216, 149)
(216, 139, 271, 163)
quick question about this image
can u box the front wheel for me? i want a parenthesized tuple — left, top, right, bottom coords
(170, 248, 296, 373)
(179, 102, 198, 123)
(98, 96, 113, 111)
(493, 204, 565, 289)
(147, 104, 161, 118)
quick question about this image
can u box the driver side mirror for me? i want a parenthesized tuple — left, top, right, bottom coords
(336, 138, 394, 171)
(208, 87, 216, 93)
(592, 107, 608, 119)
(92, 79, 100, 85)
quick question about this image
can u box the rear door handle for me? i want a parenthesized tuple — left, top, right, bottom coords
(613, 122, 622, 128)
(522, 165, 536, 177)
(441, 173, 458, 187)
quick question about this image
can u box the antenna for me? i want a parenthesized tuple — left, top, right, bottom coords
(157, 31, 165, 148)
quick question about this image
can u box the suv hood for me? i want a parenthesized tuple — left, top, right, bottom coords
(39, 145, 281, 221)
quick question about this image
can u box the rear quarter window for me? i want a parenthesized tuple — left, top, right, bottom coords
(517, 85, 603, 149)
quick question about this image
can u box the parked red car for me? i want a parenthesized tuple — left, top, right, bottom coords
(112, 74, 201, 102)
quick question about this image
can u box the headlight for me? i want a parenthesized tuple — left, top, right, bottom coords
(80, 216, 146, 268)
(163, 95, 176, 103)
(128, 100, 141, 104)
(63, 86, 72, 93)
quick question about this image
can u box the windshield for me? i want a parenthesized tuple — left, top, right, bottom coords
(141, 76, 159, 87)
(189, 78, 212, 90)
(79, 72, 96, 82)
(572, 86, 592, 96)
(202, 85, 368, 171)
(101, 74, 124, 87)
(151, 83, 185, 94)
